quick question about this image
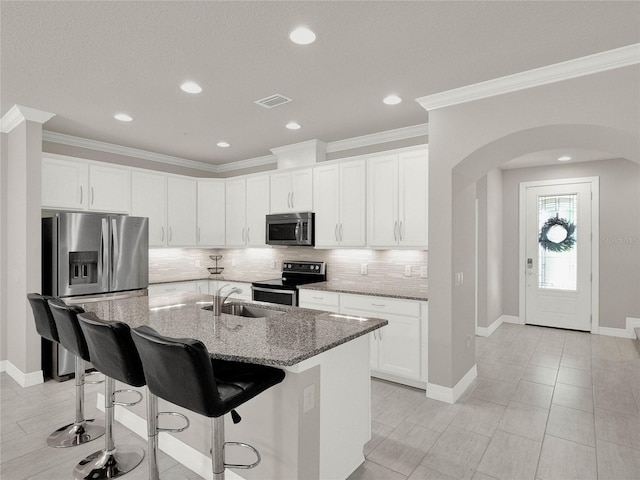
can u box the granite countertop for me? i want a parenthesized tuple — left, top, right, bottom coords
(149, 274, 273, 285)
(81, 292, 387, 367)
(299, 281, 428, 302)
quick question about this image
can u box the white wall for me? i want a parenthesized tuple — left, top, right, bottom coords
(426, 65, 639, 390)
(502, 158, 640, 329)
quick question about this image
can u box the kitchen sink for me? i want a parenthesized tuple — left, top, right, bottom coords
(202, 303, 285, 318)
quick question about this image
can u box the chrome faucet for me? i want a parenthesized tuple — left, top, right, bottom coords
(212, 284, 242, 315)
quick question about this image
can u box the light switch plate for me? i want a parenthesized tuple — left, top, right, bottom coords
(420, 266, 428, 278)
(404, 265, 412, 277)
(270, 260, 276, 269)
(360, 264, 368, 275)
(232, 258, 237, 267)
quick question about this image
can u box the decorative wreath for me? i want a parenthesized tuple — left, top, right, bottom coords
(539, 216, 576, 252)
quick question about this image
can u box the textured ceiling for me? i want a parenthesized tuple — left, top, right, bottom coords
(2, 1, 639, 166)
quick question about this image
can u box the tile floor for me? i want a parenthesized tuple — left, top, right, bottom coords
(350, 324, 640, 480)
(1, 323, 639, 480)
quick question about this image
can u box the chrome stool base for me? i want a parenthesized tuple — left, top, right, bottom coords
(47, 419, 105, 448)
(74, 445, 144, 480)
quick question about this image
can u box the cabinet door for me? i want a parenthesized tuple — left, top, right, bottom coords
(167, 177, 197, 246)
(339, 160, 366, 246)
(245, 175, 270, 247)
(376, 313, 421, 379)
(89, 164, 131, 213)
(313, 164, 340, 247)
(398, 149, 428, 247)
(367, 154, 398, 246)
(132, 171, 167, 247)
(269, 172, 291, 213)
(290, 168, 313, 211)
(42, 157, 88, 210)
(225, 178, 246, 246)
(197, 180, 225, 246)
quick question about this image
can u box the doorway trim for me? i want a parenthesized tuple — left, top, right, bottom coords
(518, 176, 600, 333)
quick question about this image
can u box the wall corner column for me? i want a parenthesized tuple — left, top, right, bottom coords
(1, 105, 55, 386)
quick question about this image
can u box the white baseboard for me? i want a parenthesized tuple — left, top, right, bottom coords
(4, 361, 43, 387)
(97, 393, 245, 480)
(502, 315, 522, 325)
(476, 316, 504, 337)
(427, 364, 477, 404)
(0, 360, 6, 372)
(596, 318, 640, 339)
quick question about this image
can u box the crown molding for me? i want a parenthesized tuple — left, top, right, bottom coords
(326, 123, 428, 153)
(215, 154, 277, 173)
(416, 43, 640, 111)
(42, 131, 219, 173)
(1, 105, 55, 133)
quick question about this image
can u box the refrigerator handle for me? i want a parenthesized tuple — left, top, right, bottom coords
(111, 218, 119, 281)
(100, 218, 109, 291)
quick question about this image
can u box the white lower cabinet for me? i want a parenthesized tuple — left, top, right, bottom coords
(148, 281, 198, 295)
(298, 289, 427, 388)
(298, 290, 340, 313)
(341, 294, 427, 387)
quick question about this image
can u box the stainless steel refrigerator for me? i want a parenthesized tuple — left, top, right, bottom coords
(42, 212, 149, 379)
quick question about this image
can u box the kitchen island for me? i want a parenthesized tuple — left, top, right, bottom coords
(81, 292, 387, 480)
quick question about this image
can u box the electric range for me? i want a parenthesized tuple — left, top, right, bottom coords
(251, 261, 326, 306)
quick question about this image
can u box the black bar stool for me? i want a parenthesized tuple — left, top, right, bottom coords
(75, 312, 146, 480)
(131, 325, 286, 480)
(27, 293, 105, 448)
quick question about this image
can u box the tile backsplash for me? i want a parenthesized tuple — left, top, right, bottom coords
(149, 247, 427, 290)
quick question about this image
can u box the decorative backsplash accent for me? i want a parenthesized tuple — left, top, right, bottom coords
(149, 247, 427, 290)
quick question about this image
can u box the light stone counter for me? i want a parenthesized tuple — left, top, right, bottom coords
(301, 280, 428, 302)
(83, 292, 386, 366)
(82, 292, 386, 480)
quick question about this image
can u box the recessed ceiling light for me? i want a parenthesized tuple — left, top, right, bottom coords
(180, 81, 202, 94)
(114, 113, 133, 122)
(286, 122, 301, 130)
(289, 26, 316, 45)
(558, 155, 572, 162)
(383, 95, 402, 105)
(217, 141, 230, 148)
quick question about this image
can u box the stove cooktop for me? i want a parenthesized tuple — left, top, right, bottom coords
(251, 261, 326, 290)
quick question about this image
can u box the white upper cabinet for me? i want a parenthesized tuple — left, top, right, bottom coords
(167, 176, 197, 246)
(197, 180, 225, 246)
(131, 171, 167, 247)
(314, 159, 366, 247)
(88, 164, 131, 213)
(270, 168, 312, 213)
(245, 175, 270, 247)
(225, 175, 270, 247)
(42, 156, 88, 210)
(42, 155, 131, 213)
(225, 178, 247, 246)
(367, 148, 428, 248)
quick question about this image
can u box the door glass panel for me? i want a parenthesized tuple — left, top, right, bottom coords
(538, 194, 577, 290)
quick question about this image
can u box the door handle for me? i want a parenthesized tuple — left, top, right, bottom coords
(91, 187, 95, 206)
(399, 220, 403, 241)
(242, 227, 245, 243)
(111, 218, 119, 282)
(169, 227, 172, 243)
(80, 186, 83, 205)
(247, 227, 250, 243)
(198, 227, 201, 243)
(340, 223, 343, 242)
(291, 191, 294, 208)
(161, 226, 164, 243)
(335, 224, 339, 242)
(393, 221, 398, 241)
(287, 192, 291, 208)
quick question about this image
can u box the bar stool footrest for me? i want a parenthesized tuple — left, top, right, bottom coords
(112, 389, 143, 407)
(157, 411, 190, 433)
(223, 441, 261, 470)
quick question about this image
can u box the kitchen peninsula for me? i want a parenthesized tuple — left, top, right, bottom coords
(82, 292, 387, 480)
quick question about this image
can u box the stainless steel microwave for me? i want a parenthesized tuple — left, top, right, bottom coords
(265, 212, 315, 246)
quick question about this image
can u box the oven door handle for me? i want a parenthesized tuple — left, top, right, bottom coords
(251, 286, 296, 296)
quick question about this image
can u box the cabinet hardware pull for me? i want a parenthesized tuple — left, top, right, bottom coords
(287, 192, 291, 208)
(393, 221, 398, 241)
(247, 227, 250, 243)
(399, 220, 403, 241)
(169, 227, 172, 242)
(372, 303, 386, 307)
(312, 296, 324, 300)
(340, 223, 343, 242)
(242, 227, 245, 243)
(198, 227, 201, 243)
(291, 191, 294, 208)
(91, 187, 94, 205)
(335, 224, 339, 242)
(161, 226, 164, 243)
(80, 186, 83, 204)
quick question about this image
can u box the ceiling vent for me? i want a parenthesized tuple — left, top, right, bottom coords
(254, 94, 292, 109)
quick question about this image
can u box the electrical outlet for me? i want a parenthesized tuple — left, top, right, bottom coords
(270, 260, 276, 269)
(360, 263, 368, 275)
(303, 384, 315, 412)
(454, 272, 464, 286)
(420, 266, 428, 278)
(232, 258, 237, 267)
(195, 259, 201, 267)
(404, 265, 412, 277)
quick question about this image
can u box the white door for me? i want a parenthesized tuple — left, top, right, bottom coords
(367, 154, 398, 246)
(42, 157, 88, 210)
(290, 168, 313, 211)
(339, 160, 366, 246)
(314, 164, 340, 247)
(89, 164, 131, 213)
(524, 182, 592, 331)
(167, 177, 197, 246)
(269, 172, 291, 213)
(225, 178, 247, 246)
(197, 180, 225, 246)
(398, 149, 428, 247)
